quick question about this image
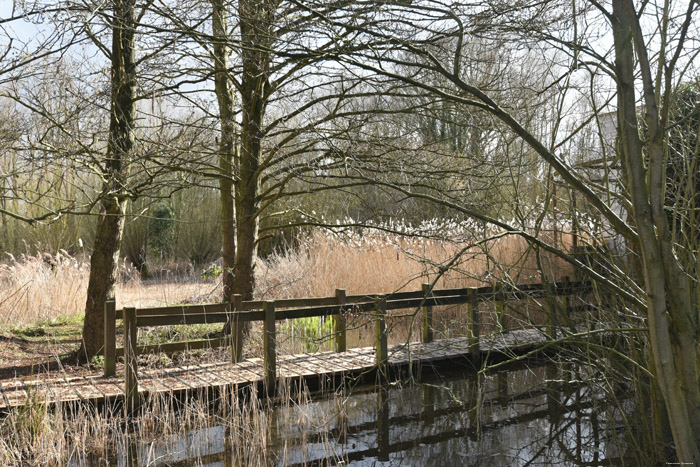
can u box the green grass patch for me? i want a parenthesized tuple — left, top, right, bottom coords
(8, 314, 84, 342)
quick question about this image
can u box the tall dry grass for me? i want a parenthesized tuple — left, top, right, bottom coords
(0, 252, 89, 326)
(258, 227, 574, 350)
(257, 227, 574, 299)
(0, 224, 573, 328)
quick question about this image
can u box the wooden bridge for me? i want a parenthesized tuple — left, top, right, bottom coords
(0, 279, 591, 412)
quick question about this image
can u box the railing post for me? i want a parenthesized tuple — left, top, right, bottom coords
(104, 299, 116, 377)
(124, 307, 139, 415)
(421, 283, 433, 343)
(231, 294, 244, 363)
(494, 283, 506, 332)
(375, 295, 388, 367)
(467, 288, 480, 361)
(263, 301, 277, 394)
(334, 289, 347, 353)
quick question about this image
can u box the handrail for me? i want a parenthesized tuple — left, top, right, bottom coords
(104, 278, 590, 413)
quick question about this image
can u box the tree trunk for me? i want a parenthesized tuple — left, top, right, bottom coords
(80, 0, 135, 360)
(211, 0, 243, 353)
(233, 119, 261, 300)
(212, 0, 236, 301)
(233, 0, 273, 301)
(612, 0, 700, 461)
(81, 199, 127, 359)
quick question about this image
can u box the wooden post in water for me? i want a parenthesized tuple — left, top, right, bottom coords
(421, 283, 433, 343)
(334, 289, 347, 353)
(467, 288, 480, 361)
(104, 299, 116, 377)
(231, 294, 244, 363)
(123, 307, 139, 415)
(375, 295, 388, 367)
(263, 301, 277, 394)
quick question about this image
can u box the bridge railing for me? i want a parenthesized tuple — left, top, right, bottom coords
(103, 278, 590, 412)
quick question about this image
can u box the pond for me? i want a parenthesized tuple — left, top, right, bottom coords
(99, 357, 639, 466)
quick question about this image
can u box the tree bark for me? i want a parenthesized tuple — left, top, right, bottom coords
(80, 0, 135, 360)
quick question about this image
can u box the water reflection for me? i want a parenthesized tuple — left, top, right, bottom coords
(103, 360, 635, 466)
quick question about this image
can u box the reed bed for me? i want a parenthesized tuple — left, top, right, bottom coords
(261, 227, 574, 352)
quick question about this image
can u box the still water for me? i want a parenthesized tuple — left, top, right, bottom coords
(107, 360, 636, 466)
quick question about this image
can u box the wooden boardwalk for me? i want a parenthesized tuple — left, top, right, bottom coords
(0, 328, 554, 411)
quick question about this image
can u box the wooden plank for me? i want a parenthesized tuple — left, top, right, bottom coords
(239, 358, 266, 380)
(136, 312, 234, 327)
(322, 352, 358, 372)
(276, 356, 308, 379)
(89, 378, 121, 403)
(83, 376, 107, 400)
(292, 355, 326, 377)
(228, 363, 262, 384)
(160, 368, 200, 392)
(206, 364, 246, 386)
(243, 296, 340, 310)
(135, 303, 229, 317)
(103, 379, 126, 398)
(62, 378, 88, 403)
(334, 349, 375, 369)
(4, 381, 29, 406)
(196, 363, 234, 388)
(75, 377, 106, 402)
(139, 375, 172, 395)
(186, 364, 221, 390)
(306, 352, 347, 374)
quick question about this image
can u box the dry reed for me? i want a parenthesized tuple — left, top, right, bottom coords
(0, 224, 572, 327)
(0, 251, 89, 326)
